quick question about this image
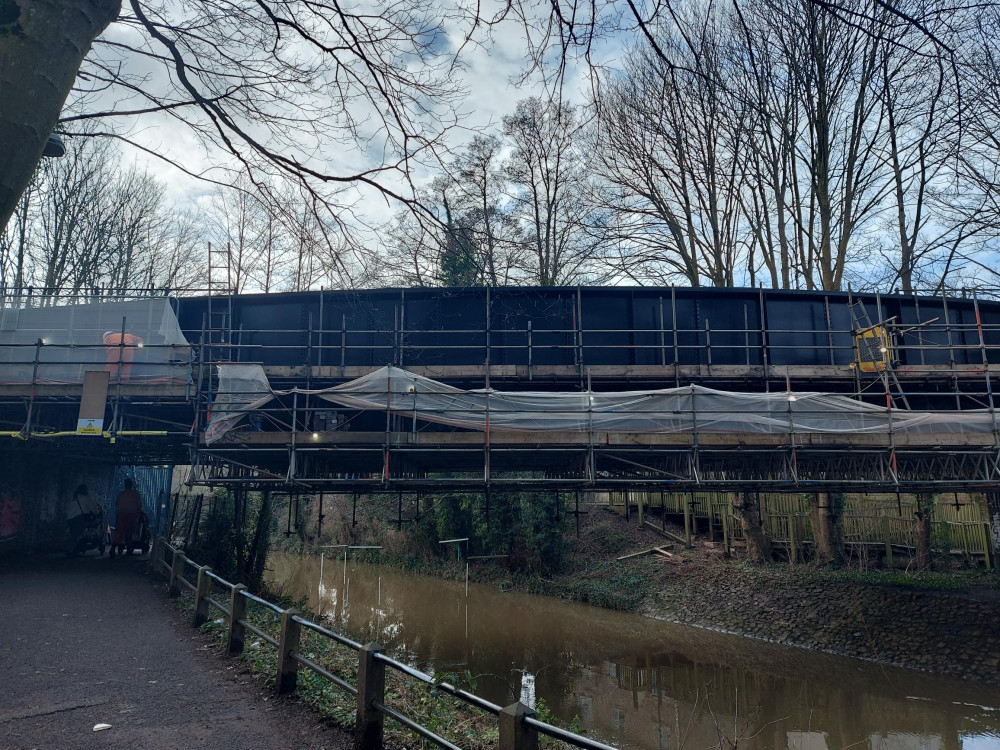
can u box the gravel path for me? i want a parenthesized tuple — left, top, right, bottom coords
(0, 553, 352, 749)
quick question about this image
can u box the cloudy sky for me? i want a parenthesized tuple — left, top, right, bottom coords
(78, 1, 625, 227)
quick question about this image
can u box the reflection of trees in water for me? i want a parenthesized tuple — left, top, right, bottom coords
(267, 554, 1000, 750)
(602, 653, 997, 750)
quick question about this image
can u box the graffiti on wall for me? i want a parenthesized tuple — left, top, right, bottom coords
(0, 490, 22, 540)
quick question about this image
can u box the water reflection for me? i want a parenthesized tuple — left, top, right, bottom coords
(268, 553, 1000, 750)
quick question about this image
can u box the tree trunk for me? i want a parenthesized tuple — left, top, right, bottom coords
(243, 490, 272, 591)
(916, 493, 933, 570)
(0, 0, 121, 231)
(810, 492, 843, 565)
(735, 491, 771, 563)
(988, 491, 1000, 578)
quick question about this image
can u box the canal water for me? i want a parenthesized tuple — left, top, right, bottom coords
(267, 553, 1000, 750)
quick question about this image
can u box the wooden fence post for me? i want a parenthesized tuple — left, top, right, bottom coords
(147, 536, 164, 577)
(275, 608, 302, 694)
(882, 516, 893, 568)
(193, 566, 212, 627)
(168, 550, 185, 598)
(722, 509, 731, 558)
(500, 702, 538, 750)
(789, 515, 798, 565)
(228, 584, 247, 655)
(983, 523, 995, 571)
(684, 498, 692, 547)
(356, 642, 386, 750)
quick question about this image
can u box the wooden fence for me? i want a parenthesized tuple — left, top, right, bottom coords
(610, 492, 995, 569)
(150, 540, 619, 750)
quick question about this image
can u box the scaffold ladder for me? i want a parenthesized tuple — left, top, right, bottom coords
(848, 299, 910, 409)
(206, 242, 234, 360)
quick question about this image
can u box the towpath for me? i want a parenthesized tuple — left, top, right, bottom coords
(0, 553, 350, 749)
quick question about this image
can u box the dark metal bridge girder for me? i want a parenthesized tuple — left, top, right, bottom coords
(188, 443, 1000, 494)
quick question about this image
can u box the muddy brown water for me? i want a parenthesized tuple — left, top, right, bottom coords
(267, 553, 1000, 750)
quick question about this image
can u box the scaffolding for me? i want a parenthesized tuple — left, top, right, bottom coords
(1, 290, 1000, 496)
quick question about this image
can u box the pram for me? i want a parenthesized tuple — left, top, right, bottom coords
(111, 511, 151, 557)
(67, 508, 107, 557)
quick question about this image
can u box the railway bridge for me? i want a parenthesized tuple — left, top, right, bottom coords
(1, 285, 1000, 552)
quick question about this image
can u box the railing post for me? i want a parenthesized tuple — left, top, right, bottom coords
(148, 536, 165, 578)
(193, 566, 212, 627)
(356, 642, 386, 750)
(722, 506, 731, 558)
(228, 584, 248, 655)
(276, 607, 302, 694)
(500, 702, 538, 750)
(168, 550, 185, 598)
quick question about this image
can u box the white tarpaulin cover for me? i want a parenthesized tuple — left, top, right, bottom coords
(0, 298, 190, 384)
(205, 364, 998, 444)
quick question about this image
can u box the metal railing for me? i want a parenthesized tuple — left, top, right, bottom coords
(150, 539, 619, 750)
(168, 319, 1000, 374)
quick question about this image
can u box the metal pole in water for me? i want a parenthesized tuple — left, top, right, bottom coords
(466, 563, 469, 597)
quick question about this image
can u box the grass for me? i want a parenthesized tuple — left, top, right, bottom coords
(177, 586, 582, 750)
(801, 566, 999, 591)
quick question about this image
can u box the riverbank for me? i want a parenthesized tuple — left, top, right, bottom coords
(644, 554, 1000, 684)
(276, 493, 1000, 685)
(590, 512, 1000, 684)
(349, 504, 1000, 685)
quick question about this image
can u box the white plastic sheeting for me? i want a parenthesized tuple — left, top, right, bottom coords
(204, 364, 275, 444)
(0, 298, 190, 384)
(205, 364, 998, 444)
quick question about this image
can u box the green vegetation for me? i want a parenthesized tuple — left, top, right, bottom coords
(179, 588, 581, 750)
(186, 488, 273, 591)
(800, 566, 999, 592)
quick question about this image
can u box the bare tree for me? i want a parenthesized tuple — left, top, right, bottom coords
(0, 170, 39, 293)
(503, 97, 610, 284)
(1, 0, 476, 237)
(1, 131, 199, 297)
(380, 140, 527, 287)
(0, 0, 121, 233)
(595, 11, 749, 287)
(939, 7, 1000, 288)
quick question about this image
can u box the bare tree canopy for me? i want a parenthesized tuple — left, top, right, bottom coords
(3, 0, 1000, 295)
(1, 0, 479, 235)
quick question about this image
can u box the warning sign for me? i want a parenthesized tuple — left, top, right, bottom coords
(77, 418, 104, 435)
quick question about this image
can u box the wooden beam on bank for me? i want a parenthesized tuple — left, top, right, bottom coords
(616, 545, 673, 561)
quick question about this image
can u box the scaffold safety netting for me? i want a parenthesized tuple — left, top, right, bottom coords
(204, 364, 998, 444)
(0, 298, 190, 384)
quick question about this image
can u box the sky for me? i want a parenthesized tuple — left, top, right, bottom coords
(79, 2, 624, 229)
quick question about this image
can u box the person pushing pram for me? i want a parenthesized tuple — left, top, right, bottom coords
(64, 484, 105, 557)
(111, 478, 149, 557)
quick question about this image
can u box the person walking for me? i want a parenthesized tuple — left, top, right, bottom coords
(103, 331, 144, 381)
(111, 478, 143, 556)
